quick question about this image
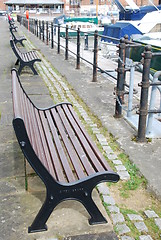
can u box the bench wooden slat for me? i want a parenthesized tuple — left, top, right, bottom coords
(62, 105, 106, 172)
(68, 105, 112, 171)
(39, 110, 67, 182)
(45, 110, 76, 183)
(51, 108, 86, 180)
(56, 105, 96, 176)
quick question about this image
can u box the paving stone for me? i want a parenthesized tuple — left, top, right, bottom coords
(102, 195, 115, 205)
(139, 235, 153, 240)
(107, 205, 120, 213)
(134, 222, 148, 232)
(117, 170, 130, 180)
(144, 210, 159, 218)
(121, 236, 134, 240)
(115, 165, 127, 171)
(111, 213, 125, 225)
(97, 183, 110, 195)
(112, 160, 123, 165)
(154, 218, 161, 230)
(115, 223, 131, 235)
(107, 153, 118, 160)
(127, 214, 143, 221)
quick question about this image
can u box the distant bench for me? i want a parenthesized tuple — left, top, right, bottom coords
(11, 68, 120, 233)
(10, 38, 41, 75)
(10, 27, 26, 46)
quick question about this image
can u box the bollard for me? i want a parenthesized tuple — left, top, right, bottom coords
(76, 27, 80, 69)
(51, 22, 54, 49)
(93, 30, 98, 82)
(65, 25, 68, 60)
(57, 24, 60, 54)
(84, 33, 88, 50)
(114, 38, 126, 118)
(137, 45, 152, 142)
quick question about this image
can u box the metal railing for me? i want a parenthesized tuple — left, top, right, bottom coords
(17, 15, 161, 142)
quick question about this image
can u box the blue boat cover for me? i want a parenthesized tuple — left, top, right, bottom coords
(101, 22, 142, 43)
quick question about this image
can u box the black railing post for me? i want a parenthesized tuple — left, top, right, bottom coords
(65, 25, 68, 60)
(58, 24, 60, 54)
(114, 38, 126, 118)
(46, 21, 48, 45)
(51, 22, 54, 49)
(42, 20, 45, 42)
(76, 27, 80, 69)
(39, 20, 41, 40)
(84, 33, 88, 50)
(137, 45, 152, 142)
(36, 19, 38, 37)
(93, 30, 98, 82)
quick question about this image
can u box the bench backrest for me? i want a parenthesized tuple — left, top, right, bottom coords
(10, 38, 24, 61)
(12, 69, 113, 184)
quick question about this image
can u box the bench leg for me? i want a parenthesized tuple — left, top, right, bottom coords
(30, 64, 38, 75)
(28, 194, 57, 233)
(15, 59, 19, 65)
(18, 64, 24, 75)
(81, 194, 107, 225)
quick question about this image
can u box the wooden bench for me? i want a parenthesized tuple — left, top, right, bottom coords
(12, 68, 120, 233)
(9, 21, 18, 32)
(10, 27, 26, 46)
(10, 38, 41, 75)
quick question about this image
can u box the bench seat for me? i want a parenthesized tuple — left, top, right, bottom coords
(10, 38, 41, 75)
(12, 69, 120, 233)
(10, 27, 26, 46)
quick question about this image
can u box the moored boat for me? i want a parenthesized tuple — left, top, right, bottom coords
(130, 33, 161, 74)
(60, 21, 104, 38)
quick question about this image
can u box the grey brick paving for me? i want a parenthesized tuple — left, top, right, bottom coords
(102, 195, 115, 205)
(112, 160, 123, 165)
(107, 205, 120, 213)
(139, 235, 153, 240)
(121, 236, 134, 240)
(144, 210, 159, 218)
(134, 222, 148, 232)
(115, 224, 131, 235)
(117, 170, 130, 180)
(115, 165, 127, 171)
(154, 218, 161, 230)
(111, 213, 125, 225)
(127, 214, 143, 221)
(97, 183, 110, 195)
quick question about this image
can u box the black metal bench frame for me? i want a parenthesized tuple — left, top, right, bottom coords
(10, 27, 26, 46)
(12, 69, 120, 233)
(10, 38, 41, 75)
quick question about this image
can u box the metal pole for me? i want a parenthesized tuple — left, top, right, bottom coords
(84, 33, 88, 50)
(39, 20, 41, 40)
(58, 24, 60, 54)
(46, 21, 48, 45)
(51, 22, 54, 49)
(65, 25, 68, 60)
(127, 62, 135, 117)
(93, 30, 98, 82)
(146, 71, 161, 136)
(114, 38, 126, 118)
(42, 20, 45, 42)
(137, 45, 152, 142)
(76, 27, 80, 69)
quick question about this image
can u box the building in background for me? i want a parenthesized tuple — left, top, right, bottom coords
(0, 0, 6, 10)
